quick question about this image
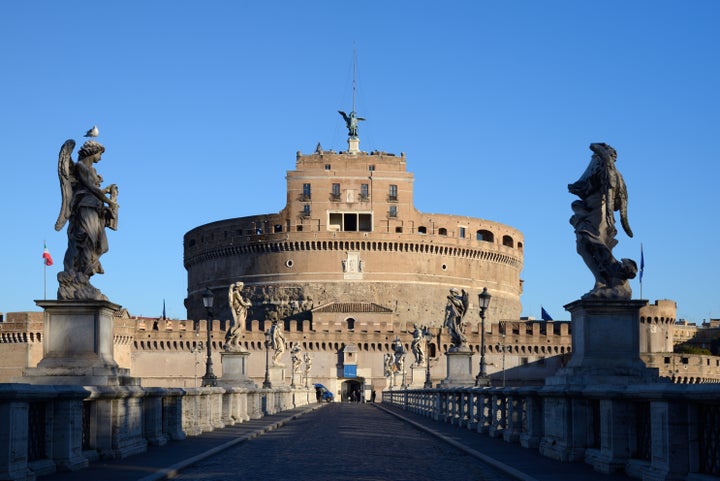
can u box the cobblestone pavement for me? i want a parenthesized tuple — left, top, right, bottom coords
(173, 402, 514, 481)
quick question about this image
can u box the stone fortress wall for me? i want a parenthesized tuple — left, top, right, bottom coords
(3, 299, 718, 393)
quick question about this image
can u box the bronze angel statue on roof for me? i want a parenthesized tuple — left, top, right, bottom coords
(568, 143, 636, 300)
(338, 110, 365, 138)
(54, 136, 118, 301)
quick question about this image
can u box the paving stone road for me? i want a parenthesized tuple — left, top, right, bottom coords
(173, 402, 514, 481)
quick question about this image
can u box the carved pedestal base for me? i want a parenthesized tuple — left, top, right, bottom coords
(408, 365, 426, 388)
(21, 300, 136, 386)
(268, 365, 286, 386)
(546, 299, 658, 386)
(219, 351, 256, 388)
(540, 298, 663, 467)
(439, 350, 475, 387)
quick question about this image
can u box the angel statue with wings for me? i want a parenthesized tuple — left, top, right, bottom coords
(338, 110, 365, 138)
(54, 138, 118, 301)
(444, 288, 469, 351)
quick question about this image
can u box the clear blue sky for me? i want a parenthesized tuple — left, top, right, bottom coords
(1, 2, 718, 323)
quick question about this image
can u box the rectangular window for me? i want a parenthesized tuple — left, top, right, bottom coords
(389, 184, 398, 201)
(324, 164, 331, 170)
(360, 183, 369, 200)
(368, 165, 375, 171)
(331, 183, 341, 200)
(302, 183, 311, 200)
(328, 212, 373, 232)
(389, 206, 397, 217)
(302, 204, 311, 216)
(459, 227, 466, 238)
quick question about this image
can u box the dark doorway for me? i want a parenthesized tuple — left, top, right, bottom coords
(340, 379, 364, 402)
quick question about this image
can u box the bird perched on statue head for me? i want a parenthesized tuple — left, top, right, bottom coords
(84, 125, 99, 138)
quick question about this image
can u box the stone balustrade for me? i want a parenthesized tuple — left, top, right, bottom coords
(0, 383, 313, 481)
(383, 384, 720, 481)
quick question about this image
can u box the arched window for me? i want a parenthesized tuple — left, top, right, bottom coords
(476, 229, 494, 242)
(418, 226, 427, 234)
(438, 228, 448, 236)
(346, 318, 356, 331)
(502, 235, 514, 247)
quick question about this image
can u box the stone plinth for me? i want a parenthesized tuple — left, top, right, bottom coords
(439, 350, 475, 387)
(408, 365, 426, 388)
(22, 300, 135, 386)
(219, 351, 256, 388)
(347, 137, 359, 154)
(268, 365, 286, 386)
(546, 299, 658, 386)
(540, 298, 662, 467)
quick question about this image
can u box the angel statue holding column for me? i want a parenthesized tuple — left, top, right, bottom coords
(54, 137, 118, 301)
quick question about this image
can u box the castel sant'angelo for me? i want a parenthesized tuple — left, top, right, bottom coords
(184, 118, 524, 336)
(181, 110, 533, 392)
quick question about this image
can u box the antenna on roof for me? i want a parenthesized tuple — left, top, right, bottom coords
(338, 44, 365, 154)
(352, 44, 357, 113)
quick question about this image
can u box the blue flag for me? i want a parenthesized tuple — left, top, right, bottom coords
(639, 244, 644, 283)
(541, 306, 553, 321)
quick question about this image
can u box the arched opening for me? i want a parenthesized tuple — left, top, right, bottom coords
(476, 229, 494, 242)
(340, 379, 365, 403)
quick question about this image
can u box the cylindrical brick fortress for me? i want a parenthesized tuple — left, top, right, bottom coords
(184, 149, 524, 328)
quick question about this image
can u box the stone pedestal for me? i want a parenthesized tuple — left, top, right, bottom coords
(268, 365, 286, 386)
(219, 351, 256, 388)
(347, 137, 359, 154)
(540, 299, 662, 467)
(408, 365, 426, 388)
(439, 350, 475, 387)
(546, 299, 658, 385)
(22, 300, 136, 386)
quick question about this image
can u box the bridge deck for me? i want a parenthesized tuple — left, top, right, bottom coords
(40, 402, 632, 481)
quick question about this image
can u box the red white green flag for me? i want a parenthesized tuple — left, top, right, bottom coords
(42, 243, 54, 266)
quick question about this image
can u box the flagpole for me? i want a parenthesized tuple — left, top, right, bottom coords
(43, 240, 47, 300)
(639, 243, 644, 300)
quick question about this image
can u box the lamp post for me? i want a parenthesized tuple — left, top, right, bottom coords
(501, 330, 507, 388)
(263, 329, 272, 389)
(191, 331, 203, 388)
(201, 288, 217, 387)
(423, 328, 434, 388)
(475, 287, 491, 386)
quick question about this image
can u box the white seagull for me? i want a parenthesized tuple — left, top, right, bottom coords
(84, 125, 99, 138)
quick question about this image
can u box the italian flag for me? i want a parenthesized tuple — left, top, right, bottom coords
(42, 243, 54, 266)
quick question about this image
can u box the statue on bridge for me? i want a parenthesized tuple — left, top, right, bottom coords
(54, 136, 119, 301)
(410, 324, 428, 366)
(383, 353, 394, 378)
(568, 143, 637, 300)
(290, 342, 303, 373)
(269, 317, 286, 366)
(392, 337, 406, 373)
(444, 288, 469, 351)
(225, 281, 251, 352)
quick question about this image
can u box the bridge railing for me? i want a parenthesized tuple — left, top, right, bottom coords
(0, 383, 314, 481)
(383, 384, 720, 481)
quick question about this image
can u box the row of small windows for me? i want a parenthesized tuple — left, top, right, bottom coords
(301, 183, 394, 202)
(190, 227, 521, 251)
